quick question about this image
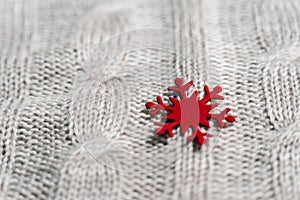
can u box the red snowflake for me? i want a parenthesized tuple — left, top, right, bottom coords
(145, 78, 235, 144)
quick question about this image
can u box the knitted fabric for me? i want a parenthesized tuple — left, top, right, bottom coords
(0, 0, 299, 200)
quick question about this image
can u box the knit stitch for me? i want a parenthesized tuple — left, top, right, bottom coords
(0, 0, 299, 199)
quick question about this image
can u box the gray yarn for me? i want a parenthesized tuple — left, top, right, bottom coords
(0, 0, 300, 199)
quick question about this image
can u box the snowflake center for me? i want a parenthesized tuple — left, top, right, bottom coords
(179, 95, 199, 134)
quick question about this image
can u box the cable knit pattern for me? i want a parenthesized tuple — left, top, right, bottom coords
(0, 0, 299, 200)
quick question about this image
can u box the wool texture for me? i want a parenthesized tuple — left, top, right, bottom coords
(0, 0, 299, 199)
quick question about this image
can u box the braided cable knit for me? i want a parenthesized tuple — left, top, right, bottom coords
(0, 0, 299, 199)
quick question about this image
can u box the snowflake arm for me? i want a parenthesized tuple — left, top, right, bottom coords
(202, 85, 224, 102)
(199, 85, 236, 128)
(145, 96, 171, 115)
(154, 121, 178, 137)
(210, 108, 235, 128)
(146, 96, 181, 137)
(168, 78, 193, 99)
(187, 129, 213, 145)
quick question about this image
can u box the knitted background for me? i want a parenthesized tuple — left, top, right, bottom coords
(0, 0, 300, 199)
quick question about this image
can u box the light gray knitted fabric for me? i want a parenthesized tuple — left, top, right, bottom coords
(0, 0, 300, 200)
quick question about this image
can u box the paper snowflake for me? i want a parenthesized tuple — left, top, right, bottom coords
(145, 78, 235, 144)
